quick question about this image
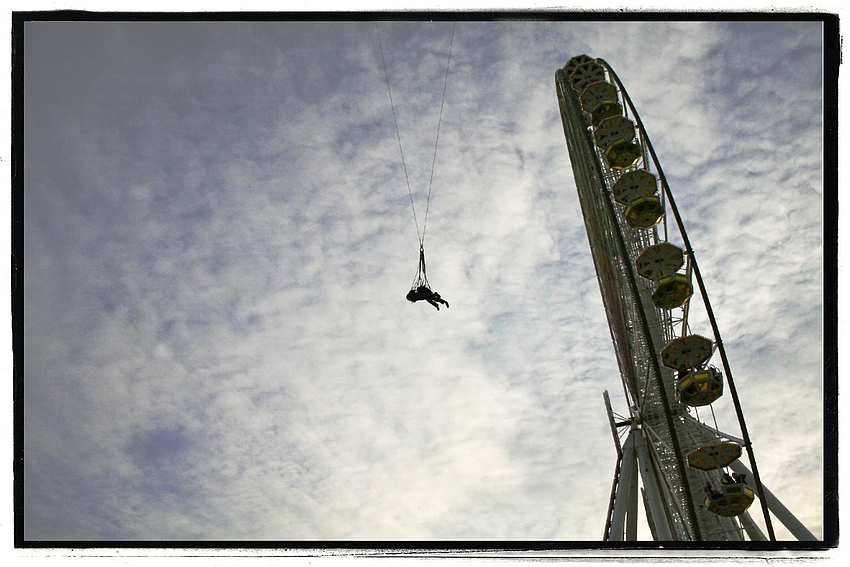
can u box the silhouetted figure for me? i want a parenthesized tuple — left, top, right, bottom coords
(722, 472, 735, 485)
(732, 472, 747, 485)
(406, 286, 449, 311)
(704, 481, 723, 500)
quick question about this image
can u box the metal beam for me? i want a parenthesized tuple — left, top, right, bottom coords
(739, 510, 768, 541)
(634, 429, 674, 539)
(610, 432, 638, 540)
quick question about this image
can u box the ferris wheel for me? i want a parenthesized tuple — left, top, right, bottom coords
(555, 55, 816, 541)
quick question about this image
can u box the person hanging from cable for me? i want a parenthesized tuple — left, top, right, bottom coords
(406, 286, 449, 311)
(377, 22, 456, 313)
(405, 245, 449, 310)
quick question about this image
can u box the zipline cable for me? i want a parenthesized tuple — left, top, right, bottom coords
(376, 22, 456, 248)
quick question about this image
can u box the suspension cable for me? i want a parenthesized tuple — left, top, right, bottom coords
(376, 22, 455, 248)
(421, 22, 456, 246)
(710, 401, 720, 432)
(376, 23, 420, 242)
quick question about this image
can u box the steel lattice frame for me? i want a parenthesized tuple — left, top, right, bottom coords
(556, 57, 815, 542)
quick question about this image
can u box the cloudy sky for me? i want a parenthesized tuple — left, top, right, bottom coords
(22, 16, 827, 543)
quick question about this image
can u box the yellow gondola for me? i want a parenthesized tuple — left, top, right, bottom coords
(579, 81, 622, 126)
(594, 116, 636, 152)
(677, 366, 723, 406)
(660, 334, 714, 370)
(705, 483, 755, 517)
(651, 273, 692, 309)
(612, 169, 658, 205)
(624, 195, 665, 229)
(605, 142, 642, 170)
(687, 442, 742, 471)
(636, 242, 685, 282)
(569, 61, 606, 94)
(563, 54, 595, 76)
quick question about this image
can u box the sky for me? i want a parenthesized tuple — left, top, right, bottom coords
(20, 16, 829, 544)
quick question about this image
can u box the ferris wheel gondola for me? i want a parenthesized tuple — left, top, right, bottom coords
(677, 366, 724, 406)
(580, 81, 623, 126)
(705, 483, 755, 517)
(636, 243, 685, 282)
(687, 442, 743, 470)
(568, 60, 606, 94)
(661, 334, 714, 371)
(612, 169, 658, 205)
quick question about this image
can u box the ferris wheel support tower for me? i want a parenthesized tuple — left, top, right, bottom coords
(555, 55, 816, 541)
